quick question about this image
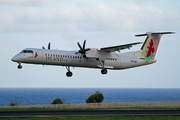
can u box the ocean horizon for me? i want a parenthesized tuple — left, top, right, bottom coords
(0, 88, 180, 106)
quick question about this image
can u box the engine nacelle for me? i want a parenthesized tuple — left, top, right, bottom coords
(85, 48, 118, 61)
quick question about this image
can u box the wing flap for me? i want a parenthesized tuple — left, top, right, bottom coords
(98, 42, 142, 52)
(97, 65, 114, 69)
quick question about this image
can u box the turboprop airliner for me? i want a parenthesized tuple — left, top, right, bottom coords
(11, 32, 174, 77)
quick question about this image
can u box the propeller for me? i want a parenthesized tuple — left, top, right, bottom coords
(76, 40, 90, 55)
(76, 40, 90, 62)
(42, 42, 51, 50)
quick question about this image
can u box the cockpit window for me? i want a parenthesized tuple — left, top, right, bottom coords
(20, 50, 33, 53)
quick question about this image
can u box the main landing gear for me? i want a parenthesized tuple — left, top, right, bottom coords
(101, 68, 107, 74)
(66, 66, 73, 77)
(100, 61, 108, 75)
(17, 63, 22, 69)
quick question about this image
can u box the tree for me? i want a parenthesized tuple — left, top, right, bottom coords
(52, 98, 63, 104)
(10, 102, 15, 106)
(86, 91, 104, 103)
(9, 99, 22, 106)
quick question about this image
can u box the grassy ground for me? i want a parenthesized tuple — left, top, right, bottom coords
(1, 106, 180, 111)
(1, 116, 180, 120)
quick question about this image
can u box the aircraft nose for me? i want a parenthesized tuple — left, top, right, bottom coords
(11, 56, 17, 62)
(11, 55, 21, 62)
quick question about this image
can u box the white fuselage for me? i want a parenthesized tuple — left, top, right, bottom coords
(12, 48, 146, 70)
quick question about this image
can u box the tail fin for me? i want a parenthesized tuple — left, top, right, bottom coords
(136, 32, 175, 65)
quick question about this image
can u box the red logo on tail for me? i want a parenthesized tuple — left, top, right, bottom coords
(146, 39, 155, 57)
(35, 52, 38, 58)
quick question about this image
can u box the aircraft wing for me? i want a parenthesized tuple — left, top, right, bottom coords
(98, 42, 142, 52)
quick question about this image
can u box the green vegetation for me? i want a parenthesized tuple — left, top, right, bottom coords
(1, 106, 180, 111)
(86, 91, 104, 103)
(10, 102, 16, 106)
(52, 98, 63, 104)
(0, 116, 180, 120)
(9, 99, 22, 106)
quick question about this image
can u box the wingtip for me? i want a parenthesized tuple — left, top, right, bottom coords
(170, 32, 176, 34)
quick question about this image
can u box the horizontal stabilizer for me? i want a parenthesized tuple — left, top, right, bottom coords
(135, 32, 175, 37)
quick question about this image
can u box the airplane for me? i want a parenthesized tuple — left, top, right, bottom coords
(11, 32, 174, 77)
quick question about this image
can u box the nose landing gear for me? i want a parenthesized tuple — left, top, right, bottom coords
(66, 71, 73, 77)
(17, 63, 22, 69)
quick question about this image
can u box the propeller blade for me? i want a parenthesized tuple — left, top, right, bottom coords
(83, 40, 86, 50)
(77, 42, 83, 50)
(42, 46, 45, 49)
(77, 40, 90, 54)
(48, 42, 51, 50)
(85, 48, 90, 52)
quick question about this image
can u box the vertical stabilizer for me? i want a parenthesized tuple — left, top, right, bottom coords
(136, 32, 174, 65)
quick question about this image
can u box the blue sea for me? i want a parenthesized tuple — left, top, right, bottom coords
(0, 88, 180, 106)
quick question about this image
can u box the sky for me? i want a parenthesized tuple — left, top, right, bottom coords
(0, 0, 180, 88)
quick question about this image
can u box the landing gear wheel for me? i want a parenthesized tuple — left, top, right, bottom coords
(101, 69, 107, 74)
(17, 64, 22, 69)
(66, 72, 73, 77)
